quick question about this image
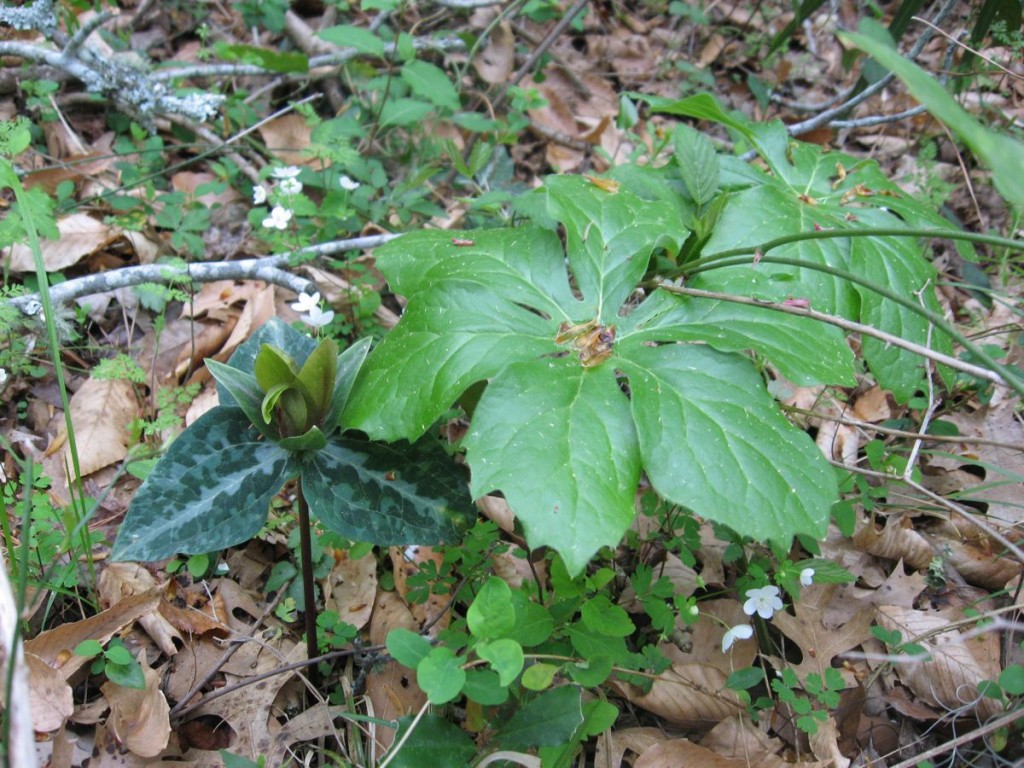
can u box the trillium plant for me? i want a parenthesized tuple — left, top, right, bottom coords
(113, 319, 474, 661)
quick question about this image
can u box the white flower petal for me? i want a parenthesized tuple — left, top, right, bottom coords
(743, 585, 783, 620)
(339, 174, 360, 191)
(262, 205, 292, 230)
(252, 184, 267, 204)
(301, 306, 335, 328)
(800, 568, 815, 587)
(722, 624, 753, 652)
(280, 177, 303, 195)
(271, 165, 302, 179)
(291, 292, 320, 313)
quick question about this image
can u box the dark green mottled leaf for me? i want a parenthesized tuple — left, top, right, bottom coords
(112, 408, 295, 561)
(302, 436, 473, 544)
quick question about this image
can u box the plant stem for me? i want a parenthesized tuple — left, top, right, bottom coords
(296, 478, 320, 687)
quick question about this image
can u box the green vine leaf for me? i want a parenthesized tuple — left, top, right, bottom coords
(111, 408, 295, 561)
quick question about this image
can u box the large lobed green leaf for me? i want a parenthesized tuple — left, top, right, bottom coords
(465, 358, 641, 576)
(618, 341, 836, 542)
(348, 176, 845, 574)
(697, 119, 952, 401)
(112, 407, 296, 561)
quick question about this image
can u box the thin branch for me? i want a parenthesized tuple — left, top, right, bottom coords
(786, 0, 961, 137)
(884, 708, 1024, 768)
(785, 406, 1023, 450)
(654, 283, 1006, 386)
(149, 36, 467, 82)
(6, 235, 398, 316)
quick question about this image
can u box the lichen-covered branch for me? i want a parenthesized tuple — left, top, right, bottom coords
(0, 0, 222, 124)
(6, 234, 398, 316)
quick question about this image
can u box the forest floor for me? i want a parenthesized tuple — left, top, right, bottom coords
(0, 1, 1022, 767)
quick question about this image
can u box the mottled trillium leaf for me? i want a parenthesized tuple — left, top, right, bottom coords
(111, 407, 296, 561)
(302, 436, 473, 544)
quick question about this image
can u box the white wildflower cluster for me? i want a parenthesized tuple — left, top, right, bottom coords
(720, 572, 814, 653)
(291, 291, 334, 330)
(255, 166, 304, 231)
(254, 167, 361, 232)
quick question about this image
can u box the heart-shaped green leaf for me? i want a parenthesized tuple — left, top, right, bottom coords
(111, 407, 296, 561)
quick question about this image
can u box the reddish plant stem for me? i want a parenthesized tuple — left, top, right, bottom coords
(296, 478, 321, 688)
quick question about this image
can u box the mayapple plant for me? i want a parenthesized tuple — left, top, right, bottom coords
(342, 94, 982, 576)
(112, 319, 473, 610)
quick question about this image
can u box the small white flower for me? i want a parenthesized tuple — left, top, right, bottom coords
(262, 205, 292, 230)
(302, 305, 335, 329)
(252, 184, 267, 205)
(800, 568, 815, 587)
(0, 368, 7, 385)
(291, 292, 322, 314)
(743, 585, 784, 620)
(722, 624, 753, 652)
(339, 174, 360, 191)
(687, 604, 699, 618)
(271, 165, 302, 180)
(279, 177, 303, 195)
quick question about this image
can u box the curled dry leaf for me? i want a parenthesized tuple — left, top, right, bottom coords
(477, 494, 516, 533)
(933, 515, 1023, 590)
(593, 727, 668, 767)
(322, 548, 377, 632)
(633, 738, 820, 768)
(701, 715, 786, 761)
(24, 653, 74, 732)
(875, 604, 1003, 720)
(610, 662, 744, 730)
(24, 590, 161, 732)
(99, 564, 182, 658)
(389, 545, 450, 636)
(101, 657, 171, 758)
(474, 20, 515, 84)
(257, 113, 314, 168)
(807, 715, 850, 768)
(49, 377, 139, 481)
(853, 513, 933, 571)
(852, 386, 892, 422)
(3, 212, 121, 272)
(768, 584, 873, 681)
